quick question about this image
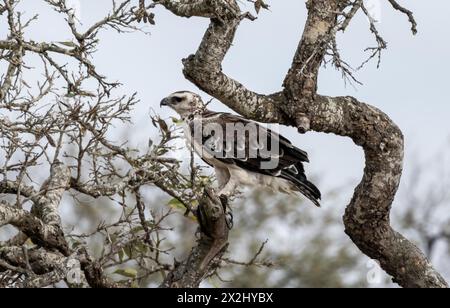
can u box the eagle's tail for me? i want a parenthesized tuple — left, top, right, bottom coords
(281, 163, 321, 207)
(294, 179, 321, 207)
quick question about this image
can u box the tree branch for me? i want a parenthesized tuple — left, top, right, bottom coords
(0, 201, 68, 255)
(33, 162, 71, 227)
(0, 246, 91, 288)
(159, 0, 447, 288)
(161, 189, 229, 288)
(387, 0, 418, 35)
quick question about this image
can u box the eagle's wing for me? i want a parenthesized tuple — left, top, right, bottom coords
(188, 111, 321, 206)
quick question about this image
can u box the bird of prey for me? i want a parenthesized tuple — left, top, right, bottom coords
(160, 91, 321, 207)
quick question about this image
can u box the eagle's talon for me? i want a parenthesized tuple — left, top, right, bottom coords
(225, 209, 234, 230)
(218, 194, 233, 229)
(219, 194, 228, 207)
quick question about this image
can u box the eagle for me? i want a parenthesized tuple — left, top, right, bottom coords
(160, 91, 321, 207)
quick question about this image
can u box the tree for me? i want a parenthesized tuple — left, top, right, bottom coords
(0, 0, 447, 288)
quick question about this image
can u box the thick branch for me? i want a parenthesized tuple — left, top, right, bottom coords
(0, 201, 68, 255)
(0, 39, 76, 56)
(278, 1, 443, 287)
(0, 246, 89, 288)
(0, 245, 119, 288)
(0, 163, 70, 254)
(0, 180, 39, 201)
(310, 95, 447, 288)
(160, 189, 229, 288)
(283, 0, 341, 101)
(33, 162, 71, 227)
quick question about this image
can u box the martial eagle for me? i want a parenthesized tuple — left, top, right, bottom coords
(160, 91, 321, 207)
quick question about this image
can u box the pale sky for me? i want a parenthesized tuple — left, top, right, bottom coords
(2, 0, 450, 208)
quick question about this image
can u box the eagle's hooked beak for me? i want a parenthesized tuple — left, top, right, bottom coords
(160, 97, 170, 107)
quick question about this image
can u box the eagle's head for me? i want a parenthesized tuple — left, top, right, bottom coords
(160, 91, 205, 118)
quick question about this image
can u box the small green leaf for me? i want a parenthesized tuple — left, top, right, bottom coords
(71, 241, 83, 249)
(109, 233, 118, 244)
(171, 117, 184, 125)
(199, 176, 213, 185)
(124, 244, 134, 259)
(118, 249, 125, 263)
(114, 268, 137, 278)
(156, 147, 168, 156)
(136, 241, 149, 254)
(131, 226, 144, 234)
(167, 198, 185, 210)
(261, 1, 270, 10)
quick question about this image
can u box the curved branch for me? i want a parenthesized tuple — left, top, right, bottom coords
(158, 0, 447, 287)
(311, 95, 446, 288)
(281, 0, 445, 287)
(1, 163, 71, 255)
(0, 201, 68, 255)
(182, 19, 283, 123)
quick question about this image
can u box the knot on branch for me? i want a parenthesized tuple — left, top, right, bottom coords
(295, 114, 311, 134)
(182, 54, 200, 75)
(182, 54, 220, 90)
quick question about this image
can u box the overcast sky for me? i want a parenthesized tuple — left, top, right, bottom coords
(2, 0, 450, 208)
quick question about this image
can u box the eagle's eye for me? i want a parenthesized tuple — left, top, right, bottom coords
(173, 96, 184, 103)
